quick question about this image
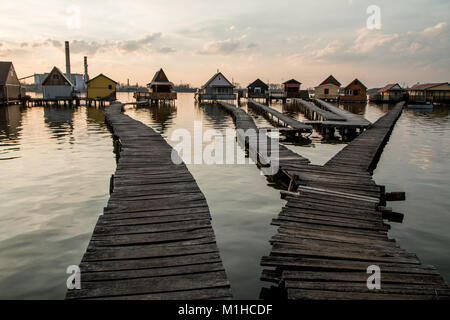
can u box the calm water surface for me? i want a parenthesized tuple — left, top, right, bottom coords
(0, 92, 449, 299)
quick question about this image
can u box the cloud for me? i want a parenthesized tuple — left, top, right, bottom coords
(197, 39, 241, 55)
(71, 40, 106, 55)
(2, 33, 176, 56)
(118, 33, 162, 52)
(350, 28, 399, 53)
(285, 21, 450, 70)
(196, 34, 253, 55)
(313, 40, 342, 58)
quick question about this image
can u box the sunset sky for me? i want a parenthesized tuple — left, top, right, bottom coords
(1, 0, 449, 88)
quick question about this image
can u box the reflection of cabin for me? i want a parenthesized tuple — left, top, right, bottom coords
(408, 83, 450, 104)
(369, 83, 406, 102)
(86, 74, 117, 101)
(314, 75, 341, 101)
(135, 68, 177, 103)
(42, 67, 74, 99)
(0, 61, 22, 104)
(197, 72, 235, 102)
(341, 78, 367, 102)
(247, 79, 269, 99)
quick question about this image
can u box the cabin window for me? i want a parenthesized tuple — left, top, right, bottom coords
(347, 90, 353, 95)
(108, 85, 112, 89)
(324, 88, 329, 95)
(353, 90, 359, 96)
(255, 87, 261, 93)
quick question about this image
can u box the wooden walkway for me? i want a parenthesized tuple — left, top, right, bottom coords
(66, 102, 232, 300)
(294, 99, 345, 122)
(324, 101, 402, 173)
(294, 99, 371, 131)
(216, 101, 310, 175)
(314, 99, 371, 128)
(247, 99, 312, 133)
(261, 101, 450, 300)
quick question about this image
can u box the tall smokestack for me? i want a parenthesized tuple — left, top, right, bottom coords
(65, 41, 71, 75)
(84, 56, 89, 82)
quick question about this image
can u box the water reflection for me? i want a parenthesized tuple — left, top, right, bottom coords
(0, 105, 115, 299)
(0, 104, 23, 160)
(86, 106, 107, 129)
(43, 106, 75, 141)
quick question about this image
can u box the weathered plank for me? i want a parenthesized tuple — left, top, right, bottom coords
(66, 102, 231, 300)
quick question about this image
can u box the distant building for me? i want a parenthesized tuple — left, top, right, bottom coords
(408, 83, 450, 104)
(247, 78, 269, 98)
(34, 72, 86, 92)
(147, 68, 174, 93)
(0, 61, 22, 103)
(370, 83, 406, 102)
(136, 68, 177, 102)
(86, 74, 117, 100)
(42, 66, 74, 99)
(198, 72, 235, 101)
(341, 79, 367, 102)
(283, 79, 302, 98)
(314, 75, 341, 101)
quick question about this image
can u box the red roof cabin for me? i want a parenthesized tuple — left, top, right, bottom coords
(283, 79, 306, 99)
(341, 79, 367, 102)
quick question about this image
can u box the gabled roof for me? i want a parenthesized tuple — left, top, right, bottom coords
(378, 83, 403, 93)
(42, 66, 74, 86)
(0, 61, 15, 85)
(319, 75, 341, 87)
(247, 78, 268, 89)
(283, 79, 302, 85)
(201, 72, 234, 89)
(344, 78, 367, 89)
(410, 82, 448, 90)
(147, 68, 173, 87)
(86, 73, 117, 84)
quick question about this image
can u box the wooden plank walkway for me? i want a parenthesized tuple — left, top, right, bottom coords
(294, 99, 345, 122)
(294, 98, 371, 130)
(325, 101, 403, 173)
(66, 102, 232, 300)
(247, 99, 312, 132)
(313, 99, 371, 128)
(261, 101, 450, 300)
(216, 101, 310, 175)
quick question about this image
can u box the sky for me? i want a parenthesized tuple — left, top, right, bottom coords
(0, 0, 449, 88)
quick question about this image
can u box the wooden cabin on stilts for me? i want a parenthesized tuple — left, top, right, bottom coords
(134, 68, 177, 105)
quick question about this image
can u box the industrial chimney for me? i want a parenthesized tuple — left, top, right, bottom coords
(65, 41, 71, 75)
(84, 56, 89, 82)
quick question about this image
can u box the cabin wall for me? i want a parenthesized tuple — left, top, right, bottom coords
(87, 77, 116, 99)
(342, 83, 367, 101)
(43, 86, 73, 99)
(314, 84, 340, 99)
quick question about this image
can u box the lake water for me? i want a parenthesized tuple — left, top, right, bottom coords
(0, 92, 449, 299)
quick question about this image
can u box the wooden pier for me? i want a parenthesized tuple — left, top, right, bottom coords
(247, 99, 312, 134)
(314, 98, 371, 128)
(134, 91, 177, 105)
(293, 98, 371, 136)
(294, 99, 345, 122)
(25, 97, 81, 107)
(260, 101, 450, 300)
(66, 102, 232, 300)
(216, 101, 310, 175)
